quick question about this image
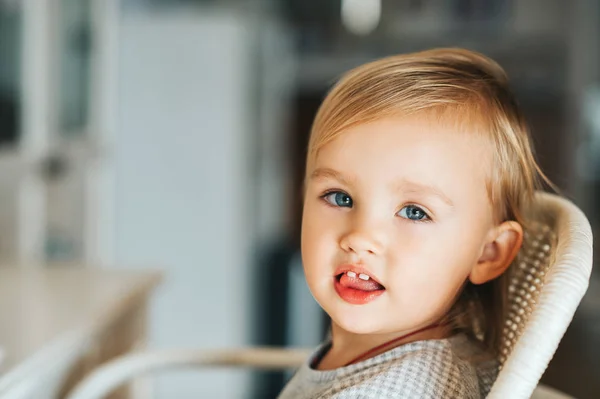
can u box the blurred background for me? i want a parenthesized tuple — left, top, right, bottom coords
(0, 0, 599, 398)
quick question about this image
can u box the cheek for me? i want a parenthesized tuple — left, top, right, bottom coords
(301, 201, 337, 277)
(387, 225, 481, 313)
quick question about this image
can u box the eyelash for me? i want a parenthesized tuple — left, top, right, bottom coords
(398, 203, 432, 223)
(319, 190, 432, 223)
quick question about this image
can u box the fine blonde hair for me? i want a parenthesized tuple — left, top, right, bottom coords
(305, 47, 551, 356)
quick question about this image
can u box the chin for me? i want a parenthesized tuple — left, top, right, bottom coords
(329, 307, 385, 335)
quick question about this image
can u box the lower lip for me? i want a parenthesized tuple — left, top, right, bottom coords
(333, 278, 385, 305)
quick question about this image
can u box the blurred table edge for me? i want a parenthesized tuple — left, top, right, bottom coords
(0, 265, 163, 398)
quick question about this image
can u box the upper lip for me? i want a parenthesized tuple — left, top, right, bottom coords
(334, 264, 385, 287)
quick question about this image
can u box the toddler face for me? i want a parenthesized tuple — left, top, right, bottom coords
(302, 115, 497, 335)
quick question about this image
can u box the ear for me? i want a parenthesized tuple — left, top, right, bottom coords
(469, 221, 523, 285)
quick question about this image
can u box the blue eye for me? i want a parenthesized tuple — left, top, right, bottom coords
(323, 191, 353, 208)
(398, 205, 429, 221)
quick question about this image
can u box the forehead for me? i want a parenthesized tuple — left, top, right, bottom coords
(312, 115, 492, 203)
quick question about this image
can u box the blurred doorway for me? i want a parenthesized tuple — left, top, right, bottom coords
(0, 0, 116, 265)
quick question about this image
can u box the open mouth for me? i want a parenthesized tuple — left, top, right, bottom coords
(333, 269, 386, 305)
(335, 271, 385, 291)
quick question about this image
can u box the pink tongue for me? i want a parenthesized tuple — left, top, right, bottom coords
(339, 274, 384, 291)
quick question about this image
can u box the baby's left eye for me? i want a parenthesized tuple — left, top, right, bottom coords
(397, 205, 430, 221)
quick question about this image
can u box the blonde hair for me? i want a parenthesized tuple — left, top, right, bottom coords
(305, 47, 551, 355)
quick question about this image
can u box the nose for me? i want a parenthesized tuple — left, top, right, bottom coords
(339, 219, 385, 256)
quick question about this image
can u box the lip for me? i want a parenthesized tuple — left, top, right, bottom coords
(333, 278, 385, 305)
(334, 264, 384, 286)
(333, 264, 386, 305)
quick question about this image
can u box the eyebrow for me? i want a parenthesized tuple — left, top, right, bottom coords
(311, 167, 454, 207)
(395, 179, 455, 207)
(310, 167, 354, 187)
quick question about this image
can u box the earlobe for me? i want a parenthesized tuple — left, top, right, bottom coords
(470, 221, 523, 285)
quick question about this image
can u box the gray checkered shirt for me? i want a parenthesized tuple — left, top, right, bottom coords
(278, 335, 498, 398)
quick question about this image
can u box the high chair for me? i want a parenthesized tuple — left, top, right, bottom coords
(66, 192, 593, 399)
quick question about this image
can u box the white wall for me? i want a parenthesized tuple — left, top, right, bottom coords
(115, 11, 254, 398)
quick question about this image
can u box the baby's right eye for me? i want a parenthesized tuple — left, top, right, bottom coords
(322, 191, 353, 208)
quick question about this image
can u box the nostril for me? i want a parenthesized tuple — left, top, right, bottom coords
(340, 231, 382, 256)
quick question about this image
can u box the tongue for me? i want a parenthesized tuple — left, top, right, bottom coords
(339, 274, 384, 291)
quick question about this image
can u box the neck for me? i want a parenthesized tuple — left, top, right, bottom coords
(317, 321, 451, 370)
